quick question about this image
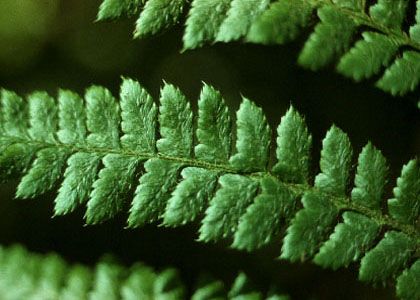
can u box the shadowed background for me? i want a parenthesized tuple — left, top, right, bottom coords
(0, 0, 419, 299)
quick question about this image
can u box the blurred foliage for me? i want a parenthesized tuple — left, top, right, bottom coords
(0, 1, 418, 299)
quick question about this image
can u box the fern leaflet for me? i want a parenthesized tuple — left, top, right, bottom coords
(0, 79, 419, 299)
(97, 0, 420, 99)
(0, 244, 289, 300)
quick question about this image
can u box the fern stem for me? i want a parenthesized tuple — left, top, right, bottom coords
(10, 136, 419, 246)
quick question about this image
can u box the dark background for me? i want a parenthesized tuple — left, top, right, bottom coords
(0, 0, 419, 299)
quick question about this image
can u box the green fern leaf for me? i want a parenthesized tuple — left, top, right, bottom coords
(163, 167, 219, 226)
(388, 159, 420, 225)
(89, 261, 123, 300)
(157, 83, 193, 157)
(54, 153, 101, 215)
(57, 90, 86, 146)
(272, 106, 312, 184)
(0, 244, 287, 299)
(410, 1, 420, 43)
(337, 32, 399, 81)
(359, 231, 416, 283)
(134, 0, 187, 38)
(86, 155, 141, 224)
(195, 84, 232, 163)
(247, 0, 312, 45)
(98, 0, 420, 98)
(120, 78, 157, 153)
(60, 265, 92, 300)
(281, 191, 339, 262)
(1, 80, 419, 298)
(16, 148, 69, 198)
(192, 276, 225, 300)
(216, 0, 270, 43)
(313, 211, 380, 269)
(298, 6, 356, 70)
(396, 260, 420, 300)
(369, 0, 408, 29)
(199, 174, 259, 242)
(314, 126, 353, 196)
(376, 51, 420, 96)
(233, 176, 297, 251)
(183, 0, 232, 50)
(351, 142, 388, 210)
(129, 159, 182, 226)
(97, 0, 143, 20)
(0, 89, 27, 140)
(229, 98, 271, 172)
(228, 272, 263, 300)
(120, 264, 156, 299)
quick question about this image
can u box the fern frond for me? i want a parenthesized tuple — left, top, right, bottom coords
(0, 79, 419, 299)
(97, 0, 420, 98)
(0, 244, 288, 299)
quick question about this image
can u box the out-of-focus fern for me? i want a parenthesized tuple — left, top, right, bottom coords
(0, 244, 289, 300)
(0, 79, 419, 299)
(97, 0, 420, 98)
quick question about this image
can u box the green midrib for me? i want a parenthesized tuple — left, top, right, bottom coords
(3, 134, 419, 249)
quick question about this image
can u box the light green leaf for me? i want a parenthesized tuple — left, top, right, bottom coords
(388, 159, 420, 225)
(153, 269, 185, 300)
(233, 176, 297, 251)
(228, 273, 262, 300)
(1, 89, 28, 139)
(314, 212, 380, 269)
(332, 0, 364, 11)
(86, 86, 120, 149)
(97, 0, 143, 20)
(135, 0, 187, 38)
(60, 265, 92, 300)
(120, 264, 156, 300)
(369, 0, 408, 30)
(128, 159, 182, 227)
(359, 231, 416, 283)
(90, 262, 123, 300)
(229, 98, 271, 172)
(191, 277, 225, 300)
(183, 0, 232, 50)
(396, 260, 420, 300)
(157, 83, 193, 157)
(281, 191, 339, 262)
(54, 153, 102, 216)
(163, 167, 219, 226)
(28, 92, 58, 143)
(314, 126, 353, 196)
(0, 143, 40, 181)
(120, 78, 157, 153)
(410, 1, 420, 43)
(247, 0, 312, 45)
(376, 51, 420, 96)
(351, 142, 388, 209)
(16, 148, 69, 198)
(31, 254, 67, 299)
(195, 84, 232, 163)
(86, 155, 142, 224)
(217, 0, 270, 42)
(57, 90, 86, 146)
(298, 6, 356, 70)
(200, 174, 259, 242)
(337, 32, 399, 81)
(273, 106, 312, 184)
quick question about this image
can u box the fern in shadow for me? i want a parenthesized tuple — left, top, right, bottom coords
(0, 244, 289, 300)
(97, 0, 420, 98)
